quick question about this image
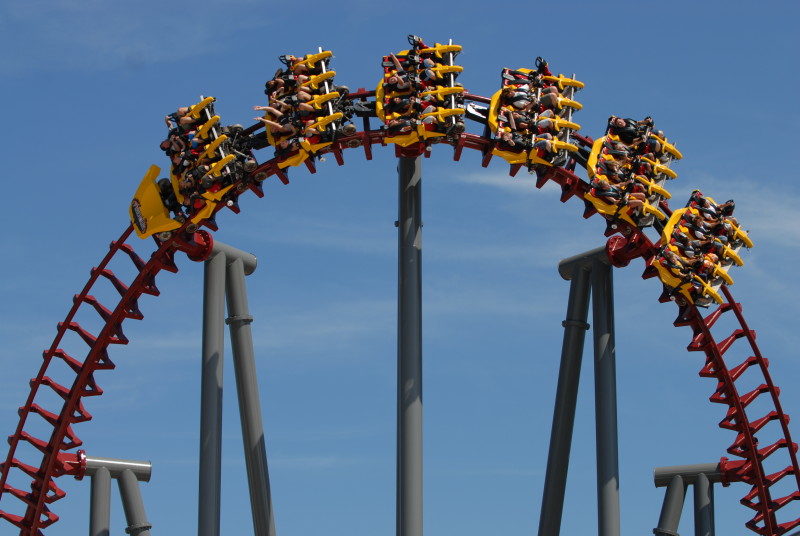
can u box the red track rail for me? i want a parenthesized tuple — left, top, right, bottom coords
(0, 226, 212, 534)
(1, 97, 798, 534)
(673, 289, 800, 535)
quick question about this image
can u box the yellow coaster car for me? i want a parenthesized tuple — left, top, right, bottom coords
(274, 146, 312, 169)
(685, 194, 753, 249)
(375, 36, 465, 148)
(486, 66, 581, 167)
(169, 169, 235, 223)
(189, 96, 215, 120)
(130, 165, 182, 239)
(662, 207, 750, 266)
(584, 188, 665, 228)
(301, 70, 336, 91)
(418, 43, 462, 58)
(374, 93, 459, 148)
(650, 252, 724, 306)
(649, 132, 683, 160)
(585, 136, 608, 179)
(653, 193, 754, 306)
(634, 174, 671, 199)
(291, 50, 333, 71)
(542, 74, 585, 91)
(130, 164, 235, 240)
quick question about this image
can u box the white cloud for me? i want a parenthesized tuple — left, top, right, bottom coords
(447, 169, 562, 196)
(0, 0, 267, 73)
(249, 218, 395, 256)
(425, 285, 562, 317)
(253, 298, 394, 353)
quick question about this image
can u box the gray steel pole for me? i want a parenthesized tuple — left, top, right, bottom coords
(213, 241, 258, 275)
(591, 258, 620, 536)
(85, 456, 151, 482)
(653, 464, 723, 488)
(693, 472, 714, 536)
(654, 474, 686, 536)
(89, 466, 111, 536)
(198, 249, 227, 536)
(226, 255, 276, 536)
(117, 469, 152, 536)
(537, 264, 592, 536)
(397, 155, 423, 536)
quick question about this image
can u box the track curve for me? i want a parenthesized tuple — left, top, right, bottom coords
(1, 88, 798, 535)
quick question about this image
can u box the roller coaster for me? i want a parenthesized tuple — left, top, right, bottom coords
(1, 35, 798, 535)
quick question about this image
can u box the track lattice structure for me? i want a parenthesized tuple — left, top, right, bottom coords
(1, 85, 798, 536)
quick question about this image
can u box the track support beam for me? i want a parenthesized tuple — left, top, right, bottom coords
(198, 242, 275, 536)
(537, 256, 592, 536)
(89, 466, 111, 536)
(85, 456, 153, 536)
(538, 245, 621, 536)
(591, 257, 620, 536)
(654, 475, 686, 536)
(397, 155, 423, 536)
(118, 469, 153, 536)
(653, 463, 720, 536)
(199, 249, 226, 536)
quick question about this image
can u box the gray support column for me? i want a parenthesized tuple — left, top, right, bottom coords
(89, 466, 111, 536)
(396, 156, 423, 536)
(654, 474, 686, 536)
(226, 255, 276, 536)
(693, 473, 714, 536)
(117, 469, 152, 536)
(591, 258, 620, 536)
(538, 264, 592, 536)
(199, 250, 227, 536)
(85, 456, 151, 482)
(653, 464, 723, 488)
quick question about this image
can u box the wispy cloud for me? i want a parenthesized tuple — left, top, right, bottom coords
(253, 298, 394, 353)
(0, 0, 268, 74)
(247, 217, 395, 256)
(425, 283, 562, 318)
(446, 169, 562, 196)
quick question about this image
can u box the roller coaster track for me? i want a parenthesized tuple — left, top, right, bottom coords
(1, 90, 798, 535)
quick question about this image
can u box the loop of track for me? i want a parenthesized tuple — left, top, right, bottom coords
(0, 89, 798, 535)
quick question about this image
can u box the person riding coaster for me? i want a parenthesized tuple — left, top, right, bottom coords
(259, 114, 342, 169)
(255, 50, 351, 167)
(585, 119, 678, 228)
(486, 60, 582, 167)
(130, 160, 236, 241)
(280, 50, 333, 75)
(131, 94, 248, 240)
(685, 191, 752, 249)
(651, 248, 726, 306)
(661, 201, 751, 274)
(682, 194, 751, 248)
(584, 174, 665, 228)
(375, 37, 465, 148)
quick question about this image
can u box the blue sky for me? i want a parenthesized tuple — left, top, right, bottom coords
(1, 1, 799, 535)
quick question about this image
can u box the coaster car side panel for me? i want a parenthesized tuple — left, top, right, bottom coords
(129, 165, 182, 239)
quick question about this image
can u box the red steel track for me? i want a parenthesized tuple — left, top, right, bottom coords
(1, 92, 798, 535)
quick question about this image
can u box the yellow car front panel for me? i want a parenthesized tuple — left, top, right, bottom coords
(130, 165, 182, 239)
